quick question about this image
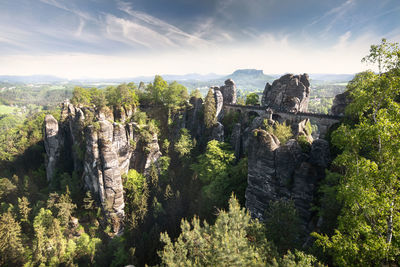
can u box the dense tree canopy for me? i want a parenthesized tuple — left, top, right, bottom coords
(313, 39, 400, 266)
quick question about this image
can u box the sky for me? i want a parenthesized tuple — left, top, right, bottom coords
(0, 0, 399, 78)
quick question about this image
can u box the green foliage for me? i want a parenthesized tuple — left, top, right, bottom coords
(315, 171, 342, 234)
(17, 196, 31, 223)
(313, 39, 400, 266)
(132, 110, 148, 126)
(190, 88, 202, 99)
(174, 128, 194, 158)
(0, 211, 25, 266)
(89, 87, 107, 109)
(0, 177, 16, 200)
(245, 92, 260, 105)
(264, 120, 293, 144)
(297, 135, 311, 153)
(0, 110, 55, 162)
(106, 83, 138, 109)
(192, 141, 247, 211)
(222, 110, 240, 138)
(159, 195, 276, 266)
(192, 140, 235, 185)
(123, 169, 149, 229)
(143, 76, 189, 109)
(264, 199, 301, 254)
(71, 86, 92, 106)
(308, 97, 333, 114)
(204, 88, 216, 128)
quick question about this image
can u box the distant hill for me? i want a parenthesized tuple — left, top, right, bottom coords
(222, 69, 275, 91)
(0, 75, 65, 83)
(0, 71, 354, 93)
(309, 73, 354, 83)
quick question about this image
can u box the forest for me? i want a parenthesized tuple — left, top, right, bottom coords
(0, 39, 399, 267)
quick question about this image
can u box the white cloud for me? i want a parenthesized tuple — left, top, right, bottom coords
(104, 14, 175, 48)
(0, 32, 381, 79)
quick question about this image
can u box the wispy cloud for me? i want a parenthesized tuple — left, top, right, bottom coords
(104, 14, 175, 49)
(309, 0, 356, 37)
(39, 0, 94, 21)
(116, 0, 210, 48)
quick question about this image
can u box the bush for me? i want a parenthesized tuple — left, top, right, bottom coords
(297, 135, 311, 153)
(264, 121, 293, 144)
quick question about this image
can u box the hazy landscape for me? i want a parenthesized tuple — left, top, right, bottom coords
(0, 0, 400, 266)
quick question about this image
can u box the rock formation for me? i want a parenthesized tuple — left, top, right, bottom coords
(44, 114, 61, 181)
(44, 101, 162, 233)
(213, 88, 224, 121)
(220, 79, 237, 104)
(245, 114, 330, 240)
(330, 91, 351, 116)
(261, 74, 310, 112)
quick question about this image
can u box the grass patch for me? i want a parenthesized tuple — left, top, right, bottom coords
(0, 105, 18, 115)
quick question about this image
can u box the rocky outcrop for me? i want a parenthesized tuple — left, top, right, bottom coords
(261, 74, 310, 112)
(211, 122, 224, 142)
(220, 79, 237, 104)
(213, 88, 224, 121)
(245, 121, 330, 238)
(44, 101, 162, 233)
(185, 97, 204, 142)
(330, 91, 351, 116)
(230, 123, 241, 159)
(44, 115, 61, 181)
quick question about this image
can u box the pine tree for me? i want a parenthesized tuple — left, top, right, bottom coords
(0, 211, 25, 265)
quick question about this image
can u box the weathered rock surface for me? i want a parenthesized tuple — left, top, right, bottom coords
(230, 123, 241, 159)
(44, 101, 162, 233)
(44, 115, 61, 181)
(185, 97, 204, 142)
(261, 74, 310, 112)
(213, 88, 224, 121)
(246, 126, 330, 238)
(220, 79, 237, 104)
(211, 122, 224, 142)
(330, 91, 351, 116)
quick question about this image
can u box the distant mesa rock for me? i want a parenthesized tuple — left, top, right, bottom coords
(220, 79, 237, 104)
(330, 91, 351, 116)
(261, 73, 310, 112)
(231, 69, 264, 76)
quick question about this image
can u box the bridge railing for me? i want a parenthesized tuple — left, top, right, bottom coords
(223, 104, 343, 120)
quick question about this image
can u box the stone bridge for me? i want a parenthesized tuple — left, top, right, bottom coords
(223, 104, 343, 138)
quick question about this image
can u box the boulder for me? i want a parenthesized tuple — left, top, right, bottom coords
(261, 74, 310, 112)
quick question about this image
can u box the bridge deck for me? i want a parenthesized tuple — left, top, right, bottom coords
(224, 104, 343, 120)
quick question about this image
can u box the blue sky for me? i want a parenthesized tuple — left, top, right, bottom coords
(0, 0, 399, 78)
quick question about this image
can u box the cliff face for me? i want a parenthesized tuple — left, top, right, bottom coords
(245, 115, 330, 236)
(243, 74, 331, 241)
(44, 101, 162, 233)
